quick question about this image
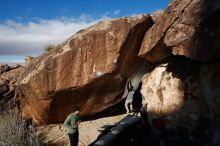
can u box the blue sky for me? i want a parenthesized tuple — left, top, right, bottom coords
(0, 0, 170, 64)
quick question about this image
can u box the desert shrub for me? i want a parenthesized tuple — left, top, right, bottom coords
(44, 45, 55, 52)
(0, 109, 43, 146)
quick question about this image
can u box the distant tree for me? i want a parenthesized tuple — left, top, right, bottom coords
(44, 44, 55, 52)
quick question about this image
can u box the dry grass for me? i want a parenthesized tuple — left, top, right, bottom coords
(0, 109, 43, 146)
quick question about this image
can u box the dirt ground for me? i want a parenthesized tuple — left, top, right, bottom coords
(36, 114, 126, 146)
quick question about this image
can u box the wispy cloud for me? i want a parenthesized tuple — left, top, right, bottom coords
(0, 14, 111, 57)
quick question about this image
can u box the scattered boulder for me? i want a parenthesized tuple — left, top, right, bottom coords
(0, 65, 23, 108)
(0, 65, 23, 81)
(0, 79, 9, 96)
(0, 64, 10, 74)
(25, 56, 34, 66)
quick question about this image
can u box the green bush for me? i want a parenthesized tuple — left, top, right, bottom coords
(0, 110, 43, 146)
(44, 45, 55, 52)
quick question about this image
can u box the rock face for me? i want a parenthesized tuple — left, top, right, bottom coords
(0, 64, 23, 81)
(15, 0, 220, 132)
(141, 58, 220, 129)
(141, 64, 185, 119)
(17, 15, 153, 125)
(0, 64, 10, 74)
(25, 56, 34, 66)
(0, 79, 9, 97)
(139, 0, 220, 62)
(0, 65, 23, 108)
(138, 0, 220, 137)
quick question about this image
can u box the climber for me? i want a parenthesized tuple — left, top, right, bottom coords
(64, 106, 81, 146)
(125, 79, 135, 114)
(132, 82, 144, 116)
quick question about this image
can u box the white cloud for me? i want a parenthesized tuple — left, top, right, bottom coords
(0, 14, 110, 56)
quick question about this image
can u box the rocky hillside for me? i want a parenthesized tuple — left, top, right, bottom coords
(14, 0, 220, 136)
(0, 64, 23, 109)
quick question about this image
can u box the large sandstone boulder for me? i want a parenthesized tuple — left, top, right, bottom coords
(139, 0, 220, 62)
(17, 15, 153, 125)
(141, 58, 220, 129)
